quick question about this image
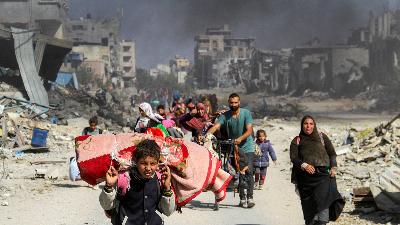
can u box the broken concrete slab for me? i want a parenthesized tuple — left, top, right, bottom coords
(336, 145, 352, 155)
(370, 184, 400, 212)
(355, 150, 384, 163)
(353, 167, 371, 179)
(369, 159, 400, 212)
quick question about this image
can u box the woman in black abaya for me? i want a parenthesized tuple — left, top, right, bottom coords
(290, 115, 345, 225)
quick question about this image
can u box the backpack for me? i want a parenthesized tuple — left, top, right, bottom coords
(291, 131, 326, 185)
(295, 131, 325, 146)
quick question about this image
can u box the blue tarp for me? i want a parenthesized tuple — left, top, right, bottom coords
(55, 72, 79, 89)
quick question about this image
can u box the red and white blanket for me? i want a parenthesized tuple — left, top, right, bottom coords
(75, 133, 232, 207)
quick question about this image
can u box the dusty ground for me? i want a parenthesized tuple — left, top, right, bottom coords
(0, 112, 396, 225)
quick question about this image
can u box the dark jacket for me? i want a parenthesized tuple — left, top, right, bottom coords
(99, 169, 175, 225)
(114, 175, 162, 225)
(290, 132, 337, 169)
(254, 140, 277, 167)
(82, 127, 103, 136)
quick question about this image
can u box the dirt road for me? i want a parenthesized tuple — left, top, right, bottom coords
(0, 116, 392, 225)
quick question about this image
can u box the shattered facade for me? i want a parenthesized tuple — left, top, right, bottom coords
(369, 38, 400, 85)
(65, 15, 136, 87)
(0, 0, 68, 38)
(0, 0, 72, 109)
(252, 49, 291, 94)
(289, 45, 369, 96)
(119, 40, 136, 86)
(367, 10, 400, 86)
(194, 25, 255, 88)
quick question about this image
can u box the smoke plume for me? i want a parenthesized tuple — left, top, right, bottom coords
(68, 0, 394, 68)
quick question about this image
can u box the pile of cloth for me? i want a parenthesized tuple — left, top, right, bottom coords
(75, 132, 232, 206)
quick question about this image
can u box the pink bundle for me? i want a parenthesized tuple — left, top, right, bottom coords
(75, 133, 232, 206)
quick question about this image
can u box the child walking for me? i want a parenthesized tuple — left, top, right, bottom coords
(236, 147, 255, 208)
(254, 129, 277, 190)
(99, 139, 175, 225)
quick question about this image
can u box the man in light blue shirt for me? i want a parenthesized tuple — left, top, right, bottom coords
(207, 93, 255, 208)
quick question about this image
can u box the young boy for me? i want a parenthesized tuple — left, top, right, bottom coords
(236, 148, 253, 208)
(82, 116, 103, 136)
(254, 129, 277, 190)
(99, 140, 175, 225)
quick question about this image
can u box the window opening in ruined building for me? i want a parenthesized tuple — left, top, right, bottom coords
(123, 46, 131, 52)
(212, 40, 218, 51)
(123, 56, 131, 62)
(101, 38, 109, 46)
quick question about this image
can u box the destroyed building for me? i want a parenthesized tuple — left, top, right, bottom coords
(251, 49, 291, 94)
(368, 10, 400, 86)
(0, 0, 72, 110)
(194, 25, 255, 88)
(119, 40, 136, 87)
(348, 10, 400, 86)
(289, 45, 369, 96)
(64, 15, 136, 88)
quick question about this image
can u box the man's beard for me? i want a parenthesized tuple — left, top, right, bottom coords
(229, 105, 239, 112)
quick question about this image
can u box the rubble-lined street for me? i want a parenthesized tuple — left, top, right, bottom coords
(2, 1, 400, 224)
(1, 112, 399, 225)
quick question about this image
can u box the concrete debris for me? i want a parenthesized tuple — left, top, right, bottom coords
(355, 150, 384, 163)
(334, 115, 400, 214)
(1, 201, 8, 206)
(369, 159, 400, 212)
(353, 167, 371, 179)
(336, 145, 351, 155)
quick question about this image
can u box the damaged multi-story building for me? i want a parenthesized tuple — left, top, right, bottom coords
(194, 25, 255, 88)
(251, 49, 291, 94)
(64, 14, 136, 88)
(289, 44, 369, 96)
(347, 9, 400, 87)
(367, 10, 400, 85)
(0, 0, 72, 110)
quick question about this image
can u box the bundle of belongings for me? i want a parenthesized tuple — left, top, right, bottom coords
(75, 131, 232, 207)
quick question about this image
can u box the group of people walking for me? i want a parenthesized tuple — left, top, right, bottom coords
(90, 92, 345, 225)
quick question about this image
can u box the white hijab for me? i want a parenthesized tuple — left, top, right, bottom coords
(135, 102, 163, 132)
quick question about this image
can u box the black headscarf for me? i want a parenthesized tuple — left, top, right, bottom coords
(294, 115, 331, 168)
(299, 115, 323, 144)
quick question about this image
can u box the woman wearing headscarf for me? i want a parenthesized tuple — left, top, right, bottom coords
(179, 102, 212, 143)
(134, 102, 164, 133)
(290, 115, 345, 225)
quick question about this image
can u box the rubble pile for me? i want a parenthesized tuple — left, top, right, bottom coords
(0, 81, 137, 208)
(327, 114, 400, 224)
(356, 84, 400, 112)
(49, 85, 136, 130)
(0, 112, 84, 207)
(336, 115, 400, 190)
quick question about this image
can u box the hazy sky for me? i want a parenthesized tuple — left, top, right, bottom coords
(68, 0, 398, 68)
